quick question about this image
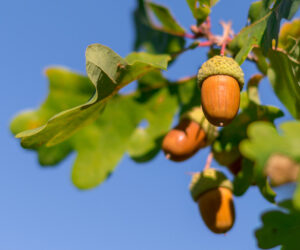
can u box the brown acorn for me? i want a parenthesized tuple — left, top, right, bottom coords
(162, 107, 217, 162)
(190, 169, 235, 234)
(198, 56, 244, 127)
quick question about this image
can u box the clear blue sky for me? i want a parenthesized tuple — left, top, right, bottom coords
(1, 0, 295, 249)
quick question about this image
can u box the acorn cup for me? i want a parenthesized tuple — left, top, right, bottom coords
(162, 107, 218, 162)
(190, 169, 235, 234)
(197, 56, 244, 127)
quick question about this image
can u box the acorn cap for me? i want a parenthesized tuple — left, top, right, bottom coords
(197, 56, 244, 90)
(189, 168, 233, 202)
(180, 106, 218, 144)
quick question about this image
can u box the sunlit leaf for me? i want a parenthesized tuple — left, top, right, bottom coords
(247, 74, 264, 104)
(134, 0, 185, 54)
(252, 47, 269, 75)
(267, 49, 300, 119)
(15, 44, 171, 149)
(278, 18, 300, 50)
(261, 0, 300, 53)
(72, 95, 142, 189)
(11, 66, 184, 188)
(147, 2, 186, 35)
(186, 0, 219, 24)
(248, 0, 272, 23)
(10, 68, 94, 165)
(240, 121, 300, 206)
(229, 13, 270, 65)
(257, 177, 277, 203)
(229, 0, 300, 64)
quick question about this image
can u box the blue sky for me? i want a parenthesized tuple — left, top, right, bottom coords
(1, 0, 296, 249)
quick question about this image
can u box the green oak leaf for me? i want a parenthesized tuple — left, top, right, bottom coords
(252, 47, 269, 75)
(255, 202, 300, 249)
(212, 98, 282, 201)
(128, 72, 199, 162)
(229, 0, 300, 64)
(147, 2, 186, 35)
(186, 0, 219, 24)
(257, 177, 277, 203)
(137, 69, 169, 90)
(10, 68, 95, 166)
(294, 176, 300, 209)
(134, 0, 185, 54)
(11, 66, 182, 188)
(233, 158, 254, 196)
(229, 12, 270, 65)
(251, 19, 299, 75)
(267, 49, 300, 119)
(247, 74, 264, 104)
(15, 44, 171, 149)
(71, 94, 142, 189)
(243, 20, 300, 117)
(240, 121, 300, 206)
(212, 78, 283, 167)
(127, 87, 178, 162)
(176, 76, 200, 116)
(37, 141, 73, 166)
(212, 77, 283, 201)
(248, 0, 273, 23)
(261, 0, 300, 53)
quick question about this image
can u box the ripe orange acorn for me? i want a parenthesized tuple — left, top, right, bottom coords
(198, 56, 244, 126)
(162, 107, 217, 162)
(190, 169, 235, 234)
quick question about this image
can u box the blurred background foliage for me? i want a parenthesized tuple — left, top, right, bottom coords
(10, 0, 300, 249)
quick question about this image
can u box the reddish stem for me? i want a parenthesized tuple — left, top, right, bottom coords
(220, 41, 227, 56)
(184, 33, 197, 39)
(204, 152, 213, 170)
(198, 41, 212, 47)
(219, 21, 232, 56)
(206, 16, 211, 30)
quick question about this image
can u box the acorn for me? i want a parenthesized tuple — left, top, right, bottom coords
(162, 107, 217, 162)
(198, 56, 244, 126)
(190, 169, 235, 234)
